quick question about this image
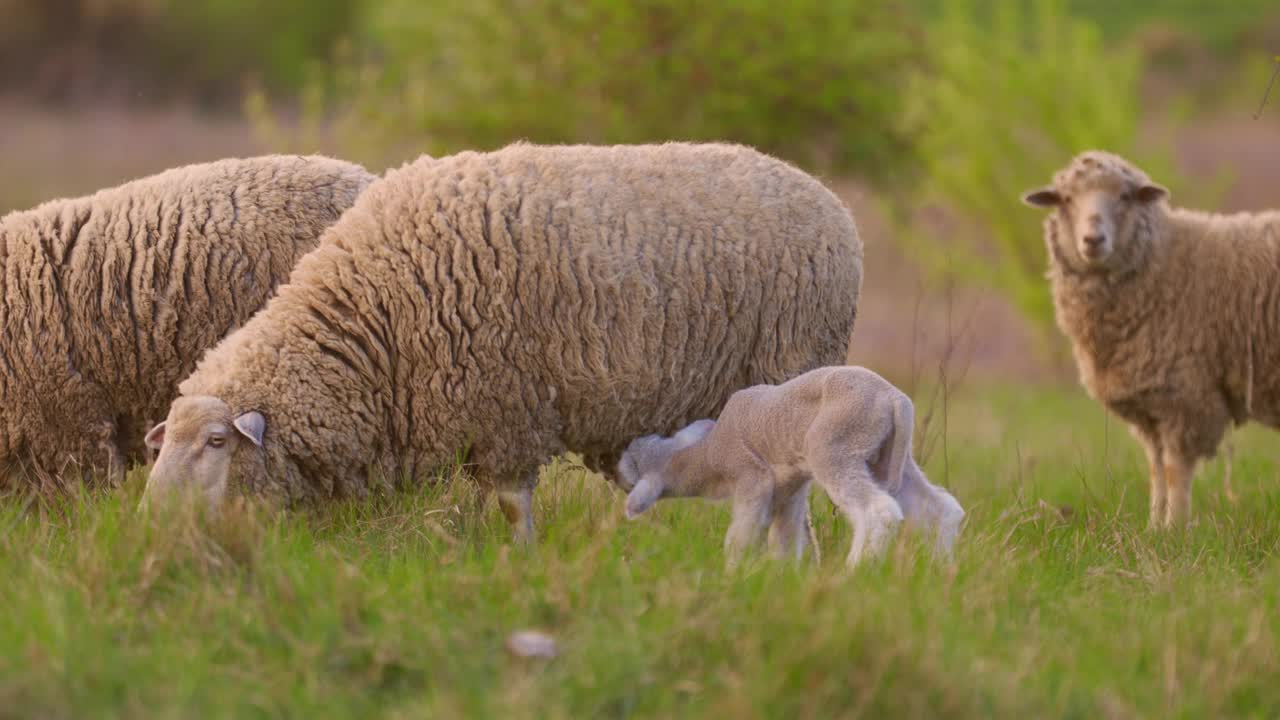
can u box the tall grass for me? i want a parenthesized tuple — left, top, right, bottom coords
(2, 383, 1278, 718)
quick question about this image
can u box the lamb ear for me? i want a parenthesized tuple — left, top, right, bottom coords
(674, 419, 715, 447)
(1022, 188, 1061, 207)
(144, 422, 166, 450)
(233, 411, 266, 447)
(625, 474, 664, 519)
(1132, 184, 1168, 204)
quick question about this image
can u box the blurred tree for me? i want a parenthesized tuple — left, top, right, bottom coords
(278, 0, 922, 177)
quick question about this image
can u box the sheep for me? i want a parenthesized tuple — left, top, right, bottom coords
(140, 141, 863, 542)
(0, 155, 375, 489)
(619, 366, 964, 566)
(1023, 149, 1280, 527)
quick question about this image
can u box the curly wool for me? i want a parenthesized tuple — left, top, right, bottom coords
(0, 155, 374, 483)
(1044, 152, 1280, 462)
(175, 142, 862, 504)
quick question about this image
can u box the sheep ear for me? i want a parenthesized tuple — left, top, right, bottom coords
(1132, 184, 1168, 204)
(144, 422, 166, 450)
(1022, 188, 1061, 207)
(233, 411, 265, 447)
(625, 474, 664, 519)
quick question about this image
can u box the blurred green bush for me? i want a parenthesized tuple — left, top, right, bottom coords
(4, 0, 1272, 116)
(892, 0, 1191, 336)
(149, 0, 362, 97)
(261, 0, 922, 177)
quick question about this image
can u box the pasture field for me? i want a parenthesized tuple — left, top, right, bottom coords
(2, 382, 1279, 719)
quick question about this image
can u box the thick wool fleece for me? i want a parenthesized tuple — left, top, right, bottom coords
(0, 155, 374, 484)
(1044, 153, 1280, 463)
(176, 142, 862, 504)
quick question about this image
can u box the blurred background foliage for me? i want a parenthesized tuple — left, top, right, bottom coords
(898, 0, 1191, 330)
(1, 0, 1276, 339)
(244, 0, 923, 180)
(0, 0, 361, 104)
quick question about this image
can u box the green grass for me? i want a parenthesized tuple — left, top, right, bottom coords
(2, 382, 1279, 718)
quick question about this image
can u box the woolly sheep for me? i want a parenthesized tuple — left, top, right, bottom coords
(141, 142, 862, 541)
(0, 155, 375, 488)
(1023, 149, 1280, 527)
(619, 366, 964, 566)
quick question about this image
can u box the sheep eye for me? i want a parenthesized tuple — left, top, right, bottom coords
(207, 435, 227, 449)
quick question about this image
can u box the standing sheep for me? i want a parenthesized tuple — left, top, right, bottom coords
(141, 142, 862, 542)
(619, 366, 964, 566)
(1023, 149, 1280, 527)
(0, 155, 375, 488)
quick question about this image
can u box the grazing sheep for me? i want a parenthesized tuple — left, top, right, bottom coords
(619, 366, 964, 566)
(141, 142, 862, 542)
(1023, 149, 1280, 527)
(0, 155, 375, 488)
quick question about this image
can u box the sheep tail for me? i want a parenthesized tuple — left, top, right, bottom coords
(884, 392, 915, 496)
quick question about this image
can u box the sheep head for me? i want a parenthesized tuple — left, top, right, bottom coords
(1023, 150, 1167, 273)
(616, 418, 715, 519)
(141, 395, 265, 512)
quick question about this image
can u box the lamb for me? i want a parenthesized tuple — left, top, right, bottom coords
(0, 155, 375, 488)
(1023, 149, 1280, 527)
(140, 142, 863, 542)
(618, 366, 964, 566)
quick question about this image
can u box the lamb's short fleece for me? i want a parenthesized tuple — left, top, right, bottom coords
(619, 366, 964, 566)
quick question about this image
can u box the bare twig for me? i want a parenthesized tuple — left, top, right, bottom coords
(1254, 55, 1280, 119)
(908, 276, 925, 399)
(914, 260, 980, 476)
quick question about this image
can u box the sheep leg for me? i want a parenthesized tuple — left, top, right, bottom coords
(767, 482, 813, 562)
(100, 432, 126, 487)
(895, 462, 964, 559)
(724, 484, 773, 568)
(822, 466, 904, 567)
(1139, 434, 1167, 529)
(1222, 436, 1239, 504)
(580, 450, 621, 487)
(497, 486, 535, 545)
(1163, 453, 1195, 527)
